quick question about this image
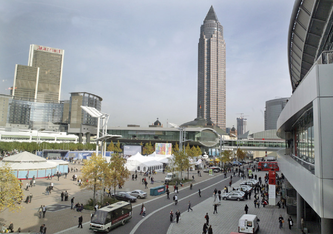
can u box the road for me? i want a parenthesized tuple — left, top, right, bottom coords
(57, 172, 238, 234)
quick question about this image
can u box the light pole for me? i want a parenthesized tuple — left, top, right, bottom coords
(37, 128, 45, 155)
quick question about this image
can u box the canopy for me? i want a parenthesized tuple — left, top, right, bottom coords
(126, 153, 163, 172)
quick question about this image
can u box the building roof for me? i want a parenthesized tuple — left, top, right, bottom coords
(204, 6, 218, 22)
(3, 151, 46, 163)
(288, 0, 333, 92)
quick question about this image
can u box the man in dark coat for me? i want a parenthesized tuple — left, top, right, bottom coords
(78, 215, 83, 228)
(175, 210, 181, 223)
(244, 204, 249, 214)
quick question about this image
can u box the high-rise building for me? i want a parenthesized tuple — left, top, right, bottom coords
(237, 117, 246, 136)
(12, 44, 64, 103)
(264, 97, 288, 130)
(197, 6, 226, 130)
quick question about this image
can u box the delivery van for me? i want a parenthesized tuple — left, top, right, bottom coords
(238, 214, 260, 233)
(164, 173, 175, 182)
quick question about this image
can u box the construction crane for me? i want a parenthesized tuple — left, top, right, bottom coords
(236, 113, 249, 120)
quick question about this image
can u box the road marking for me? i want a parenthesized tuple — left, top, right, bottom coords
(129, 176, 228, 234)
(55, 173, 226, 234)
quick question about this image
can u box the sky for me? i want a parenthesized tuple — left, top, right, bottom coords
(0, 0, 295, 133)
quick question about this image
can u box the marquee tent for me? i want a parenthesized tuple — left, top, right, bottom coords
(0, 151, 59, 179)
(125, 152, 163, 172)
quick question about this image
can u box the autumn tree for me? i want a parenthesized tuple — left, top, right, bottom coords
(169, 150, 190, 180)
(107, 141, 115, 152)
(220, 150, 233, 168)
(109, 153, 130, 194)
(0, 164, 24, 213)
(142, 142, 154, 155)
(80, 153, 111, 206)
(236, 148, 246, 161)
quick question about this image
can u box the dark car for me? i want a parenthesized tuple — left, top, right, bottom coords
(113, 192, 137, 203)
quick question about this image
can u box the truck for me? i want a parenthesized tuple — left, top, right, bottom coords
(238, 214, 260, 233)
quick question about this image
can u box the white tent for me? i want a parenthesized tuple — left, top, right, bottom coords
(147, 151, 173, 164)
(125, 153, 163, 172)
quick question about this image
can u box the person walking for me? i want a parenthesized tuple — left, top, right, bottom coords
(170, 210, 174, 222)
(166, 189, 170, 199)
(71, 197, 75, 210)
(188, 201, 193, 212)
(42, 205, 46, 218)
(42, 224, 47, 234)
(198, 189, 201, 197)
(142, 205, 146, 217)
(175, 210, 181, 223)
(208, 225, 213, 234)
(39, 224, 44, 234)
(174, 194, 178, 205)
(38, 205, 43, 218)
(61, 191, 64, 201)
(244, 204, 249, 214)
(140, 203, 144, 215)
(213, 204, 218, 214)
(288, 216, 293, 230)
(202, 222, 208, 234)
(78, 215, 83, 228)
(279, 215, 284, 229)
(205, 213, 209, 225)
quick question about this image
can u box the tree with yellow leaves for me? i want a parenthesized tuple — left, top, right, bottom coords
(109, 153, 130, 194)
(236, 148, 246, 161)
(0, 164, 24, 213)
(80, 153, 111, 206)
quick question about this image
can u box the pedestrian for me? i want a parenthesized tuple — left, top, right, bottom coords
(166, 189, 170, 199)
(174, 194, 178, 205)
(208, 225, 213, 234)
(29, 193, 33, 203)
(213, 192, 217, 202)
(140, 203, 144, 215)
(145, 181, 148, 189)
(257, 199, 260, 208)
(170, 210, 174, 222)
(202, 222, 208, 234)
(65, 190, 69, 201)
(39, 224, 45, 234)
(253, 199, 257, 208)
(175, 210, 180, 223)
(8, 222, 13, 233)
(288, 216, 293, 229)
(213, 204, 218, 214)
(61, 191, 64, 201)
(198, 189, 201, 197)
(78, 215, 83, 228)
(71, 197, 75, 209)
(42, 224, 47, 234)
(42, 205, 46, 218)
(190, 183, 193, 190)
(279, 215, 284, 228)
(205, 212, 209, 225)
(188, 201, 193, 212)
(38, 205, 43, 218)
(244, 204, 249, 214)
(142, 205, 146, 217)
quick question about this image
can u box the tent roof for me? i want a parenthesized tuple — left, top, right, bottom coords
(0, 161, 57, 170)
(2, 151, 46, 163)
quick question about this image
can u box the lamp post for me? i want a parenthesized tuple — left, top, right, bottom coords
(37, 128, 45, 155)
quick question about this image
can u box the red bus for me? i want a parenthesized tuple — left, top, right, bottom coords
(257, 161, 279, 171)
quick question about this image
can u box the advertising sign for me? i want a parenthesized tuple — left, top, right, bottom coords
(155, 143, 172, 155)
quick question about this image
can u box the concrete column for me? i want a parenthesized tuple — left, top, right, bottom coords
(86, 132, 90, 144)
(297, 192, 304, 229)
(321, 218, 333, 234)
(79, 133, 83, 144)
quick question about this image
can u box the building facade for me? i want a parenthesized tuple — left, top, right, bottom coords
(236, 117, 246, 137)
(197, 6, 226, 130)
(264, 97, 288, 130)
(277, 1, 333, 232)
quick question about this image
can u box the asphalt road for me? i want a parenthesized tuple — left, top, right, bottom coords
(58, 172, 239, 234)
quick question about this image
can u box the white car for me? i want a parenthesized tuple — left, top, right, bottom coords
(235, 185, 252, 192)
(127, 190, 147, 199)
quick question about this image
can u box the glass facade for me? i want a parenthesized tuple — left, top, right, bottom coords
(294, 107, 314, 164)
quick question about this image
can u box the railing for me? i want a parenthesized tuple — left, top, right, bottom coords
(290, 154, 315, 174)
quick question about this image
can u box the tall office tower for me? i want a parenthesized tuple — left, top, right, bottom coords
(237, 117, 246, 136)
(197, 6, 226, 130)
(12, 44, 64, 103)
(265, 97, 288, 130)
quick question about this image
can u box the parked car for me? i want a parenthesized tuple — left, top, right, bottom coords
(203, 166, 222, 173)
(127, 190, 147, 199)
(222, 191, 245, 201)
(113, 192, 137, 202)
(240, 179, 259, 187)
(234, 185, 252, 192)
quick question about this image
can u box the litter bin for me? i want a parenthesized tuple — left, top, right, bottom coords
(150, 185, 166, 196)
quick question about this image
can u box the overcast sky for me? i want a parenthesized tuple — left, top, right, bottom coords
(0, 0, 295, 133)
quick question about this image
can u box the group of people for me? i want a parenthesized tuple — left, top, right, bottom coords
(38, 205, 47, 218)
(60, 190, 69, 201)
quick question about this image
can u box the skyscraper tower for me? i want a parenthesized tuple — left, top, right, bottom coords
(12, 44, 64, 103)
(197, 6, 226, 130)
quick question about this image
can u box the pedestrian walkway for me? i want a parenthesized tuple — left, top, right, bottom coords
(167, 171, 309, 234)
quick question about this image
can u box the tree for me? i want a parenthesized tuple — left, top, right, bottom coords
(142, 142, 154, 155)
(115, 141, 122, 153)
(170, 150, 190, 180)
(220, 150, 233, 169)
(0, 164, 24, 213)
(236, 148, 246, 161)
(109, 154, 130, 193)
(107, 141, 115, 152)
(80, 153, 111, 206)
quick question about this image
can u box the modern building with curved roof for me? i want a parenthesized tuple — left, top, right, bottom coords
(278, 0, 333, 232)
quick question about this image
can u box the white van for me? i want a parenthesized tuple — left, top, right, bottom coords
(164, 173, 174, 182)
(238, 214, 260, 233)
